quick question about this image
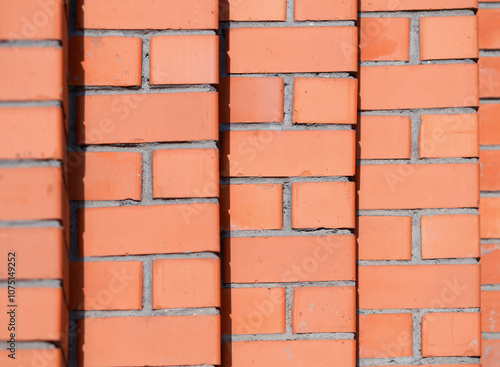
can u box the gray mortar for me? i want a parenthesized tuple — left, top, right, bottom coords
(479, 2, 500, 8)
(0, 40, 60, 47)
(0, 159, 62, 168)
(0, 100, 61, 107)
(0, 279, 62, 287)
(0, 341, 56, 349)
(0, 220, 61, 228)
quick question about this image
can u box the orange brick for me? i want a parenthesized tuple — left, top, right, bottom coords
(77, 92, 218, 145)
(358, 163, 479, 210)
(79, 203, 219, 256)
(69, 36, 142, 86)
(223, 236, 355, 283)
(152, 148, 218, 199)
(67, 152, 142, 201)
(360, 64, 478, 110)
(478, 9, 500, 50)
(482, 339, 500, 367)
(421, 312, 481, 357)
(360, 0, 478, 12)
(420, 16, 478, 60)
(220, 0, 286, 21)
(0, 349, 65, 367)
(480, 197, 500, 238)
(0, 167, 64, 221)
(292, 78, 357, 124)
(294, 0, 357, 21)
(0, 0, 64, 40)
(0, 227, 66, 280)
(480, 150, 500, 191)
(481, 244, 500, 284)
(419, 113, 479, 158)
(479, 104, 500, 146)
(0, 47, 63, 101)
(479, 57, 500, 98)
(220, 184, 282, 231)
(70, 261, 142, 311)
(0, 107, 64, 160)
(226, 27, 358, 73)
(358, 265, 480, 309)
(153, 258, 220, 309)
(292, 286, 356, 333)
(77, 0, 218, 29)
(482, 291, 500, 332)
(223, 340, 355, 367)
(421, 215, 480, 259)
(78, 315, 220, 366)
(359, 313, 413, 358)
(221, 288, 285, 335)
(357, 115, 411, 159)
(150, 35, 218, 85)
(292, 182, 355, 229)
(219, 77, 284, 123)
(0, 288, 67, 342)
(359, 17, 410, 61)
(357, 216, 412, 260)
(221, 130, 355, 177)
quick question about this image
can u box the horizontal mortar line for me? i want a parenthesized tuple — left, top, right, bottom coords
(0, 100, 61, 108)
(220, 124, 354, 131)
(479, 2, 500, 8)
(0, 220, 62, 228)
(70, 84, 216, 95)
(71, 197, 218, 209)
(222, 332, 355, 342)
(221, 228, 354, 238)
(358, 258, 479, 266)
(480, 50, 500, 56)
(357, 158, 478, 165)
(0, 40, 61, 48)
(481, 192, 500, 198)
(357, 356, 480, 367)
(482, 284, 500, 291)
(220, 177, 352, 185)
(0, 280, 62, 288)
(480, 98, 500, 104)
(358, 9, 476, 17)
(481, 238, 500, 243)
(0, 341, 56, 350)
(482, 332, 500, 339)
(357, 208, 479, 216)
(480, 145, 500, 150)
(70, 307, 219, 319)
(70, 252, 219, 262)
(223, 72, 355, 78)
(360, 107, 478, 115)
(358, 307, 481, 314)
(69, 29, 217, 37)
(223, 281, 356, 289)
(0, 160, 62, 168)
(69, 141, 218, 151)
(360, 59, 476, 67)
(219, 21, 356, 29)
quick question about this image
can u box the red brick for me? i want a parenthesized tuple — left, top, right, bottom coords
(0, 167, 64, 221)
(0, 107, 64, 160)
(479, 104, 500, 146)
(482, 339, 500, 367)
(222, 340, 355, 367)
(481, 244, 500, 284)
(221, 130, 355, 177)
(482, 291, 500, 332)
(153, 258, 220, 309)
(77, 0, 218, 29)
(359, 17, 410, 61)
(292, 78, 357, 124)
(0, 47, 63, 101)
(292, 286, 356, 333)
(77, 92, 218, 145)
(152, 148, 218, 199)
(0, 0, 64, 40)
(292, 182, 355, 229)
(150, 35, 218, 85)
(70, 261, 142, 311)
(479, 57, 500, 98)
(358, 265, 480, 309)
(420, 16, 478, 60)
(480, 150, 500, 191)
(421, 312, 481, 357)
(226, 27, 358, 73)
(357, 115, 411, 159)
(69, 36, 142, 86)
(480, 198, 500, 238)
(223, 236, 355, 283)
(294, 0, 357, 21)
(357, 216, 412, 260)
(220, 0, 286, 21)
(419, 113, 479, 158)
(79, 203, 219, 256)
(221, 288, 285, 335)
(359, 313, 413, 358)
(478, 9, 500, 50)
(67, 152, 142, 201)
(220, 184, 282, 231)
(360, 0, 478, 12)
(421, 215, 480, 259)
(358, 163, 479, 210)
(360, 64, 479, 110)
(78, 315, 220, 366)
(219, 77, 284, 123)
(0, 349, 65, 367)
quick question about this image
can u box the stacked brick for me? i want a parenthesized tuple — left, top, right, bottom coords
(478, 2, 500, 365)
(357, 1, 481, 366)
(0, 0, 69, 366)
(67, 0, 220, 366)
(219, 1, 358, 366)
